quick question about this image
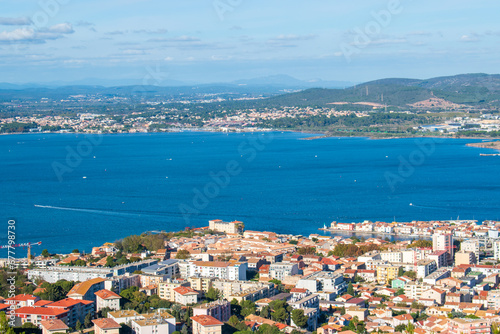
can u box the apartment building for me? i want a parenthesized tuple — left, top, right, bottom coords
(67, 277, 106, 302)
(92, 318, 121, 334)
(188, 261, 247, 281)
(432, 233, 453, 265)
(158, 279, 190, 301)
(447, 318, 490, 334)
(193, 300, 231, 322)
(191, 315, 224, 334)
(208, 220, 244, 234)
(269, 263, 299, 281)
(95, 289, 121, 312)
(376, 265, 400, 284)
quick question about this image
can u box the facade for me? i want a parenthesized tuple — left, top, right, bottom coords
(95, 289, 121, 312)
(455, 251, 477, 266)
(376, 265, 400, 284)
(428, 251, 448, 268)
(191, 315, 224, 334)
(188, 277, 214, 294)
(461, 239, 481, 261)
(47, 298, 94, 328)
(104, 273, 140, 293)
(188, 261, 247, 281)
(92, 318, 121, 334)
(432, 233, 453, 265)
(14, 307, 68, 327)
(173, 286, 199, 305)
(269, 263, 299, 281)
(131, 316, 176, 334)
(296, 272, 347, 297)
(193, 299, 231, 322)
(208, 220, 244, 234)
(158, 279, 190, 301)
(447, 318, 490, 334)
(416, 259, 437, 278)
(67, 277, 106, 302)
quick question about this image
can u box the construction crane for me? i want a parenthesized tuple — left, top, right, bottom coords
(0, 241, 42, 266)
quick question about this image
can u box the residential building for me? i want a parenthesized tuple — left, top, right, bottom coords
(433, 233, 453, 265)
(428, 251, 448, 268)
(67, 277, 106, 302)
(131, 312, 176, 334)
(158, 279, 190, 301)
(4, 294, 40, 308)
(14, 307, 69, 327)
(188, 277, 214, 294)
(188, 261, 247, 281)
(191, 315, 224, 334)
(376, 265, 400, 284)
(295, 272, 347, 297)
(92, 318, 121, 334)
(447, 318, 490, 334)
(208, 220, 244, 234)
(40, 319, 69, 334)
(416, 259, 437, 278)
(104, 273, 140, 293)
(193, 300, 231, 322)
(95, 289, 121, 312)
(47, 298, 94, 328)
(461, 239, 480, 262)
(108, 310, 143, 326)
(268, 263, 299, 281)
(173, 286, 199, 305)
(455, 251, 477, 266)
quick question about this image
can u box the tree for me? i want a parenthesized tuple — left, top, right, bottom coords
(297, 247, 316, 255)
(395, 288, 405, 296)
(260, 305, 271, 319)
(205, 287, 221, 302)
(75, 320, 83, 332)
(398, 267, 404, 277)
(271, 308, 287, 322)
(395, 324, 406, 332)
(405, 322, 415, 334)
(84, 311, 93, 328)
(240, 300, 256, 317)
(105, 256, 115, 267)
(21, 322, 38, 328)
(228, 315, 240, 327)
(346, 283, 354, 295)
(72, 249, 79, 253)
(176, 249, 191, 259)
(291, 309, 309, 328)
(41, 249, 50, 257)
(231, 299, 242, 318)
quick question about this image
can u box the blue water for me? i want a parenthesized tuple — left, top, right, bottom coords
(1, 132, 499, 255)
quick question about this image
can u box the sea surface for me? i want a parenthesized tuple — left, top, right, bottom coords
(1, 132, 499, 255)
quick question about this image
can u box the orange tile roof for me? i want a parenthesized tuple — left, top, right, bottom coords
(0, 303, 9, 311)
(191, 315, 224, 326)
(40, 319, 69, 331)
(33, 300, 53, 307)
(174, 286, 198, 295)
(95, 289, 121, 300)
(15, 306, 68, 316)
(5, 294, 38, 302)
(92, 318, 122, 329)
(67, 277, 105, 296)
(192, 261, 230, 268)
(49, 298, 92, 308)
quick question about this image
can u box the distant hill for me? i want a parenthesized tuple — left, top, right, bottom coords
(251, 73, 500, 108)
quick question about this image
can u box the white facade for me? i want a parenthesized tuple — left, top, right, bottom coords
(188, 261, 247, 281)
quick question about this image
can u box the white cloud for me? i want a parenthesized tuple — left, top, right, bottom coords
(461, 34, 479, 42)
(0, 23, 74, 43)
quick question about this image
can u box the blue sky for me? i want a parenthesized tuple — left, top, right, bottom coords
(1, 0, 499, 85)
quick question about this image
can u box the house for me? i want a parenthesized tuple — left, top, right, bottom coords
(95, 289, 121, 312)
(92, 318, 121, 334)
(4, 294, 40, 308)
(448, 318, 490, 334)
(173, 286, 199, 305)
(421, 288, 446, 305)
(191, 315, 224, 334)
(393, 313, 413, 327)
(67, 277, 106, 302)
(345, 307, 368, 321)
(108, 309, 143, 325)
(40, 319, 69, 334)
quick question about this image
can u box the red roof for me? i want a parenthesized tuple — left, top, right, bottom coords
(15, 306, 68, 316)
(95, 289, 121, 300)
(5, 294, 38, 302)
(49, 298, 93, 308)
(290, 288, 307, 293)
(33, 300, 54, 307)
(40, 319, 69, 331)
(174, 286, 198, 295)
(191, 315, 224, 326)
(93, 318, 122, 329)
(0, 303, 9, 311)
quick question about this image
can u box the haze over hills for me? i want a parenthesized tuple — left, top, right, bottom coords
(0, 73, 499, 109)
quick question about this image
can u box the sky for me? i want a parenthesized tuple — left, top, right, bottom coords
(1, 0, 500, 85)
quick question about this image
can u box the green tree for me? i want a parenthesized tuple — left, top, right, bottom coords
(176, 249, 191, 259)
(72, 249, 79, 253)
(260, 305, 271, 319)
(205, 287, 221, 302)
(76, 320, 83, 332)
(405, 322, 415, 334)
(231, 299, 242, 318)
(297, 247, 316, 255)
(41, 249, 50, 257)
(291, 309, 309, 328)
(398, 267, 404, 277)
(346, 283, 354, 295)
(228, 315, 240, 327)
(240, 300, 256, 317)
(394, 324, 406, 332)
(271, 308, 287, 322)
(84, 311, 93, 328)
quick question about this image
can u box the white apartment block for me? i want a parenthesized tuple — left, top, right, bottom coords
(188, 261, 247, 281)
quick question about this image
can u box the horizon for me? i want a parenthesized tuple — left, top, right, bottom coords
(1, 1, 500, 85)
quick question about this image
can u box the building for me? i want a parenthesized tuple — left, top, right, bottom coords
(191, 315, 224, 334)
(376, 265, 400, 284)
(208, 220, 244, 234)
(461, 239, 480, 262)
(40, 319, 69, 334)
(67, 277, 106, 302)
(455, 251, 477, 266)
(104, 273, 140, 293)
(108, 310, 143, 326)
(428, 251, 448, 268)
(295, 272, 347, 297)
(188, 277, 214, 294)
(173, 286, 199, 305)
(416, 259, 437, 278)
(433, 233, 453, 265)
(158, 279, 190, 301)
(131, 313, 176, 334)
(380, 251, 402, 263)
(269, 263, 299, 281)
(14, 307, 69, 327)
(188, 261, 247, 281)
(92, 318, 121, 334)
(193, 299, 231, 322)
(447, 318, 490, 334)
(4, 294, 40, 308)
(95, 289, 121, 312)
(47, 298, 94, 328)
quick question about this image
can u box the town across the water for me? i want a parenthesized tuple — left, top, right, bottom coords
(2, 218, 500, 334)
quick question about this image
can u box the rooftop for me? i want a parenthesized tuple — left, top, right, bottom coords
(191, 315, 224, 326)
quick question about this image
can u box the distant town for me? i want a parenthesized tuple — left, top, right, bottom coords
(3, 218, 500, 334)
